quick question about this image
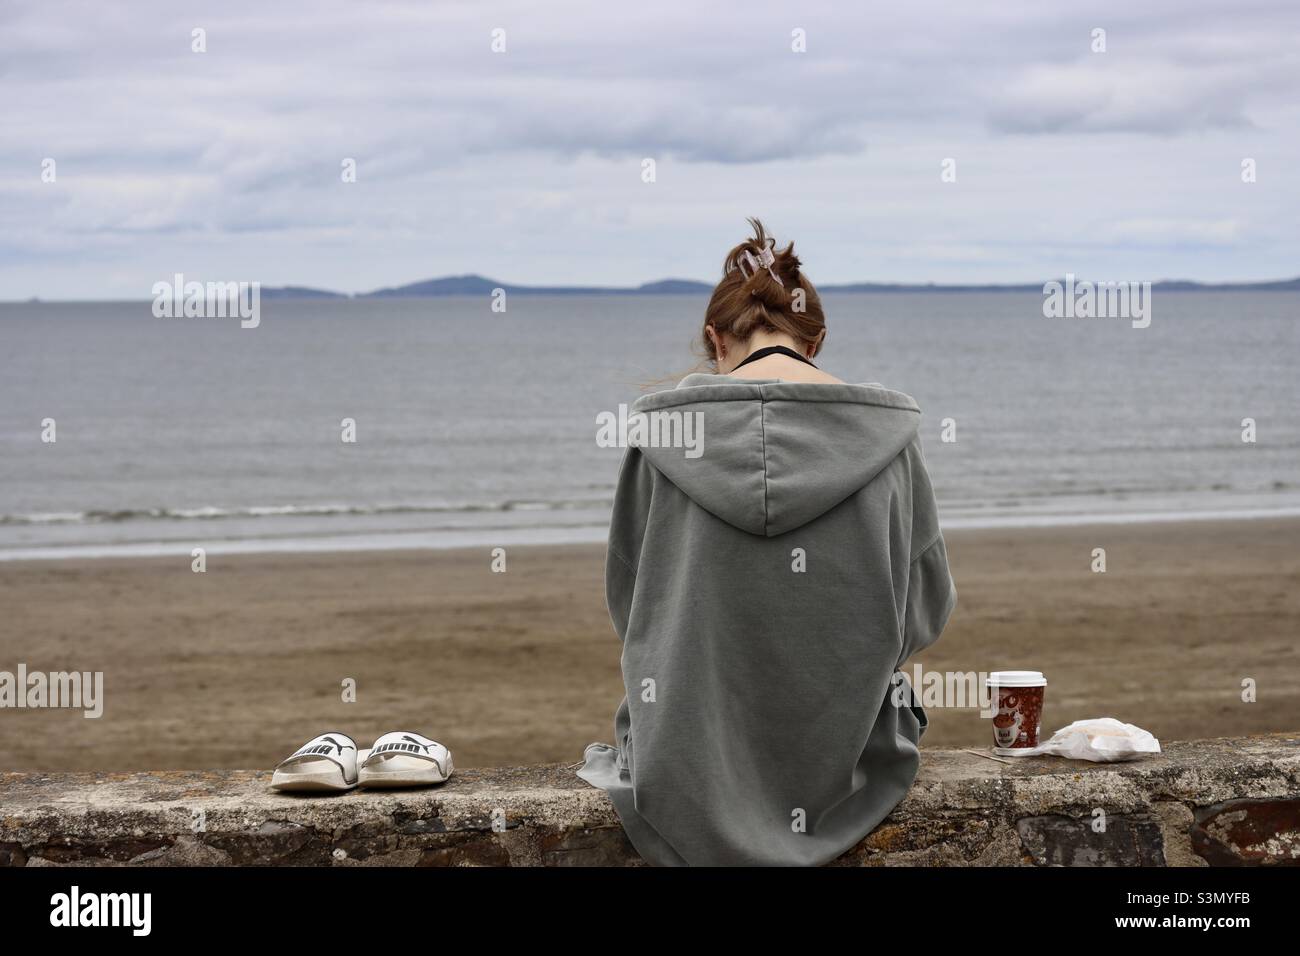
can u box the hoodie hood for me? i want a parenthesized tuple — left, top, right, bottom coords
(630, 373, 921, 537)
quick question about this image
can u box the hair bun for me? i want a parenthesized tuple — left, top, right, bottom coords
(729, 221, 802, 309)
(702, 217, 825, 366)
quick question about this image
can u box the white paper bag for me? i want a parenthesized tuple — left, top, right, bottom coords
(1028, 717, 1161, 762)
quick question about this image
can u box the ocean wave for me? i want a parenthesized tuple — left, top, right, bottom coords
(3, 480, 1295, 527)
(0, 498, 614, 526)
(932, 479, 1295, 505)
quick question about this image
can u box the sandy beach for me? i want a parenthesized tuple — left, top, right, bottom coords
(1, 517, 1297, 772)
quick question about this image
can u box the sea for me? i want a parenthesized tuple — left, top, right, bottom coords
(1, 292, 1296, 561)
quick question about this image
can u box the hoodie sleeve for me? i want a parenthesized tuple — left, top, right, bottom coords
(605, 447, 655, 642)
(897, 439, 957, 666)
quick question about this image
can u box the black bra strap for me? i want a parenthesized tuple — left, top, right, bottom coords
(729, 345, 817, 372)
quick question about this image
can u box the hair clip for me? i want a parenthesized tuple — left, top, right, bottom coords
(737, 247, 783, 287)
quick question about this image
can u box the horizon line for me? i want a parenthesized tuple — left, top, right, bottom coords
(5, 271, 1299, 304)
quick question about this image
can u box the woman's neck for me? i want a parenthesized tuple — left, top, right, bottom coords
(739, 330, 805, 361)
(722, 331, 843, 384)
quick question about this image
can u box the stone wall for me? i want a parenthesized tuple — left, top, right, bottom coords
(2, 734, 1297, 866)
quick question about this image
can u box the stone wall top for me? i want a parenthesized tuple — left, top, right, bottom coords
(2, 734, 1297, 866)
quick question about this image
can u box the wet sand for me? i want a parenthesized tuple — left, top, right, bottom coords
(1, 517, 1297, 771)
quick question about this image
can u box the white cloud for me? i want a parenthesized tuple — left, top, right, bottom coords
(1, 0, 1298, 297)
(986, 61, 1256, 135)
(1106, 218, 1243, 246)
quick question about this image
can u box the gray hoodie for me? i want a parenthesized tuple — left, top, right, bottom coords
(576, 372, 956, 866)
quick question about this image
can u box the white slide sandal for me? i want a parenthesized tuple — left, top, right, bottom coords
(271, 732, 365, 792)
(358, 732, 454, 788)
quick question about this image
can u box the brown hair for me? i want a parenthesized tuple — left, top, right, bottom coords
(701, 218, 825, 366)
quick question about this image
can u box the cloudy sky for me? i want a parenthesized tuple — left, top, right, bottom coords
(3, 0, 1298, 299)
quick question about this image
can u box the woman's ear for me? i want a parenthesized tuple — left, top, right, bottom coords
(705, 325, 725, 359)
(809, 328, 827, 358)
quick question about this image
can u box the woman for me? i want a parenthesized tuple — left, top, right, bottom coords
(577, 219, 956, 866)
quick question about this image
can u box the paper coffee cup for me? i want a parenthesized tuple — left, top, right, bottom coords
(989, 670, 1047, 756)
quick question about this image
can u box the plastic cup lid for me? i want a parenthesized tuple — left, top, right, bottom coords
(988, 670, 1047, 687)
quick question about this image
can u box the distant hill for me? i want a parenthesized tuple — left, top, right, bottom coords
(20, 274, 1293, 303)
(633, 278, 716, 294)
(822, 281, 1043, 293)
(821, 277, 1300, 293)
(360, 275, 714, 297)
(257, 273, 1300, 299)
(1149, 277, 1300, 291)
(363, 275, 506, 297)
(259, 285, 348, 300)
